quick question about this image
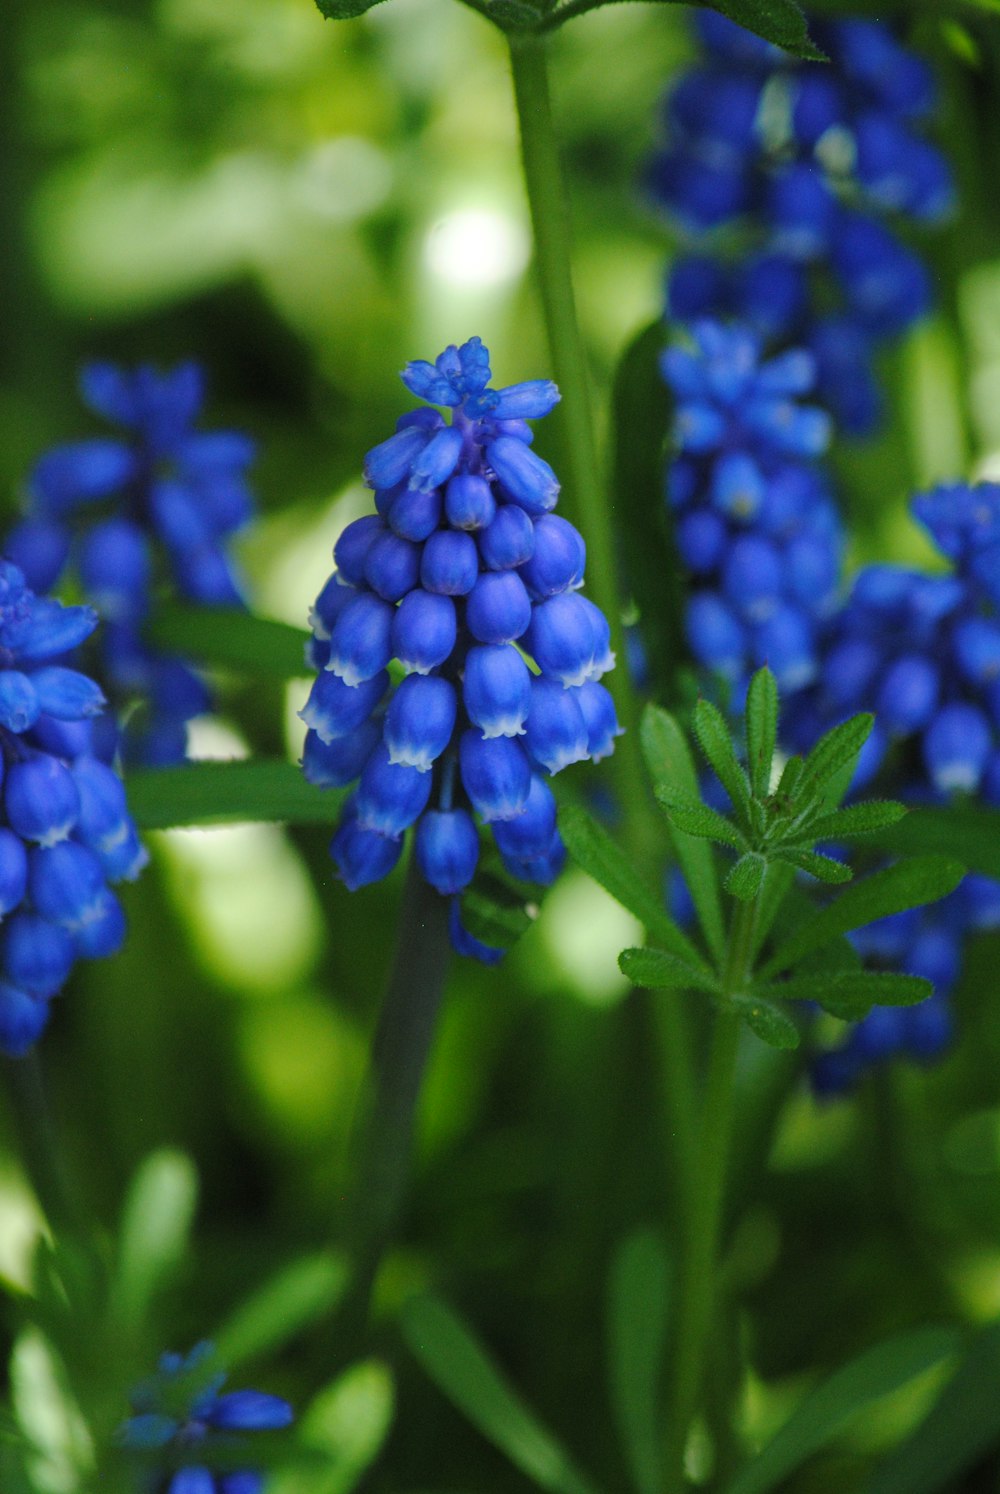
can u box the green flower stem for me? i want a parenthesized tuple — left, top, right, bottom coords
(664, 897, 757, 1493)
(341, 855, 451, 1334)
(3, 1052, 78, 1237)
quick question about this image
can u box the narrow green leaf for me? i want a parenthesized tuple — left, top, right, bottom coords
(114, 1149, 198, 1325)
(729, 995, 799, 1050)
(778, 849, 852, 886)
(461, 885, 534, 950)
(724, 1327, 959, 1494)
(401, 1296, 601, 1494)
(759, 856, 965, 980)
(314, 0, 390, 16)
(640, 706, 725, 960)
(724, 853, 767, 902)
(750, 861, 796, 960)
(867, 804, 1000, 881)
(774, 755, 804, 800)
(126, 760, 344, 830)
(150, 604, 311, 680)
(213, 1253, 348, 1368)
(271, 1360, 395, 1494)
(745, 668, 778, 799)
(618, 947, 720, 995)
(808, 801, 907, 841)
(701, 0, 823, 58)
(798, 714, 874, 801)
(560, 803, 707, 969)
(655, 791, 746, 851)
(692, 698, 753, 821)
(863, 1325, 1000, 1494)
(759, 971, 932, 1021)
(606, 1230, 670, 1494)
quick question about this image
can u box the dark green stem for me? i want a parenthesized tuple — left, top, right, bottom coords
(341, 856, 451, 1334)
(3, 1052, 78, 1236)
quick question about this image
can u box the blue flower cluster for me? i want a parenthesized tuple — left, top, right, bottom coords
(0, 561, 146, 1057)
(649, 12, 951, 434)
(805, 482, 1000, 1089)
(300, 338, 619, 961)
(9, 362, 256, 765)
(119, 1341, 293, 1494)
(662, 319, 841, 695)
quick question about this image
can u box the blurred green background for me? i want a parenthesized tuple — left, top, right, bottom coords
(5, 0, 1000, 1489)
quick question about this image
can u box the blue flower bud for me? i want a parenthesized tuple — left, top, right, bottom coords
(910, 925, 961, 993)
(326, 593, 395, 686)
(374, 481, 404, 519)
(30, 439, 136, 513)
(29, 843, 107, 930)
(307, 635, 330, 671)
(330, 812, 403, 890)
(448, 898, 504, 965)
(363, 531, 421, 602)
(753, 605, 816, 691)
(687, 592, 744, 678)
(923, 702, 992, 793)
(207, 1391, 295, 1432)
(463, 644, 531, 738)
(490, 381, 561, 420)
(6, 758, 80, 845)
(384, 675, 457, 771)
(786, 534, 840, 615)
(466, 572, 532, 645)
(575, 682, 622, 761)
(95, 824, 148, 883)
(822, 637, 880, 707)
(391, 590, 457, 673)
(491, 774, 557, 859)
(301, 721, 381, 788)
(445, 474, 496, 531)
(710, 451, 764, 520)
(29, 667, 105, 721)
(487, 437, 559, 516)
(722, 535, 782, 621)
(79, 520, 152, 620)
(363, 425, 434, 490)
(954, 618, 1000, 685)
(499, 829, 567, 887)
(387, 486, 442, 542)
(525, 593, 596, 685)
(299, 669, 388, 744)
(0, 672, 40, 733)
(408, 425, 463, 494)
(415, 809, 480, 894)
(677, 510, 727, 573)
(524, 678, 590, 774)
(459, 730, 532, 821)
(333, 515, 385, 586)
(309, 572, 356, 639)
(70, 758, 133, 852)
(2, 914, 75, 998)
(0, 984, 49, 1058)
(0, 831, 27, 915)
(420, 530, 479, 595)
(478, 504, 535, 571)
(354, 743, 434, 835)
(3, 518, 71, 595)
(877, 654, 940, 732)
(518, 515, 585, 598)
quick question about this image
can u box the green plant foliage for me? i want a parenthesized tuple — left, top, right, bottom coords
(150, 605, 311, 681)
(126, 761, 345, 830)
(605, 1230, 671, 1494)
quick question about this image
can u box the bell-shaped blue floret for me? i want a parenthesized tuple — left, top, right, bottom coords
(822, 637, 880, 709)
(0, 673, 40, 734)
(384, 676, 457, 771)
(420, 530, 479, 595)
(79, 519, 152, 616)
(29, 843, 107, 930)
(678, 510, 727, 573)
(96, 823, 148, 882)
(687, 592, 744, 679)
(923, 702, 992, 793)
(326, 594, 395, 686)
(301, 720, 381, 788)
(391, 590, 457, 673)
(526, 593, 597, 686)
(206, 1391, 294, 1432)
(2, 913, 75, 998)
(518, 515, 585, 598)
(363, 532, 421, 602)
(487, 437, 559, 516)
(466, 572, 532, 645)
(710, 451, 764, 520)
(463, 644, 531, 738)
(575, 682, 623, 762)
(445, 474, 496, 532)
(448, 898, 505, 965)
(387, 486, 442, 542)
(877, 654, 940, 732)
(490, 381, 560, 421)
(310, 573, 357, 639)
(3, 518, 72, 595)
(0, 831, 28, 917)
(5, 757, 80, 846)
(753, 605, 816, 692)
(333, 515, 385, 586)
(408, 426, 464, 495)
(524, 678, 590, 774)
(722, 535, 782, 622)
(491, 774, 557, 860)
(478, 504, 535, 571)
(416, 810, 480, 895)
(0, 984, 50, 1059)
(29, 668, 106, 721)
(299, 669, 388, 745)
(459, 730, 532, 822)
(363, 425, 435, 491)
(354, 744, 433, 835)
(499, 829, 567, 886)
(71, 757, 129, 848)
(330, 813, 403, 890)
(954, 618, 1000, 686)
(74, 888, 127, 958)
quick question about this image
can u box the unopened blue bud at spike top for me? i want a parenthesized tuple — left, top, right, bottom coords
(300, 339, 620, 960)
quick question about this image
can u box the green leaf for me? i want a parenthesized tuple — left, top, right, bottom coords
(744, 669, 778, 799)
(728, 994, 799, 1050)
(798, 714, 874, 802)
(126, 760, 344, 830)
(867, 804, 1000, 881)
(461, 883, 535, 950)
(654, 791, 746, 851)
(724, 1327, 959, 1494)
(606, 1231, 670, 1494)
(618, 947, 720, 995)
(271, 1360, 395, 1494)
(863, 1325, 1000, 1494)
(750, 861, 796, 960)
(759, 856, 966, 980)
(149, 604, 311, 680)
(777, 849, 852, 886)
(759, 971, 933, 1021)
(724, 853, 767, 902)
(314, 0, 392, 17)
(808, 801, 907, 841)
(640, 706, 725, 961)
(401, 1295, 601, 1494)
(114, 1149, 198, 1325)
(692, 698, 753, 822)
(560, 803, 707, 969)
(213, 1253, 348, 1368)
(704, 0, 823, 59)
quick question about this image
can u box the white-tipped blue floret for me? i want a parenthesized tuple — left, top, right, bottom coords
(28, 843, 107, 931)
(524, 678, 590, 775)
(458, 730, 532, 822)
(391, 590, 457, 673)
(416, 809, 480, 895)
(354, 743, 434, 835)
(575, 682, 624, 762)
(491, 774, 557, 860)
(330, 810, 403, 891)
(466, 571, 532, 645)
(299, 669, 389, 745)
(525, 593, 597, 687)
(463, 644, 532, 738)
(0, 673, 41, 734)
(384, 676, 457, 772)
(325, 593, 395, 686)
(2, 913, 75, 999)
(923, 701, 992, 794)
(518, 515, 585, 598)
(301, 720, 381, 789)
(5, 758, 80, 847)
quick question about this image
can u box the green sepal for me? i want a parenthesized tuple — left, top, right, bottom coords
(728, 994, 800, 1050)
(654, 790, 746, 851)
(724, 852, 768, 901)
(777, 848, 852, 886)
(618, 947, 720, 995)
(758, 970, 933, 1021)
(692, 697, 753, 821)
(744, 667, 778, 798)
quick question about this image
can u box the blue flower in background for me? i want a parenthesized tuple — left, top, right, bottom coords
(0, 560, 146, 1057)
(8, 362, 257, 765)
(119, 1342, 293, 1494)
(300, 337, 620, 960)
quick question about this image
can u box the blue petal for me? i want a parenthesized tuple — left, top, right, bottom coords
(208, 1390, 295, 1431)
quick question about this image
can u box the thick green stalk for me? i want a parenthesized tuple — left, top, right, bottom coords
(663, 897, 757, 1492)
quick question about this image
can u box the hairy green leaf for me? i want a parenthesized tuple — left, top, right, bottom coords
(798, 714, 874, 802)
(692, 697, 753, 821)
(867, 805, 1000, 881)
(606, 1231, 670, 1494)
(724, 852, 767, 901)
(759, 970, 932, 1021)
(808, 801, 907, 841)
(461, 885, 535, 950)
(655, 790, 746, 851)
(759, 856, 965, 979)
(540, 0, 823, 60)
(126, 760, 344, 830)
(314, 0, 392, 18)
(778, 849, 852, 885)
(150, 604, 311, 680)
(618, 947, 719, 994)
(729, 994, 800, 1050)
(745, 668, 778, 799)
